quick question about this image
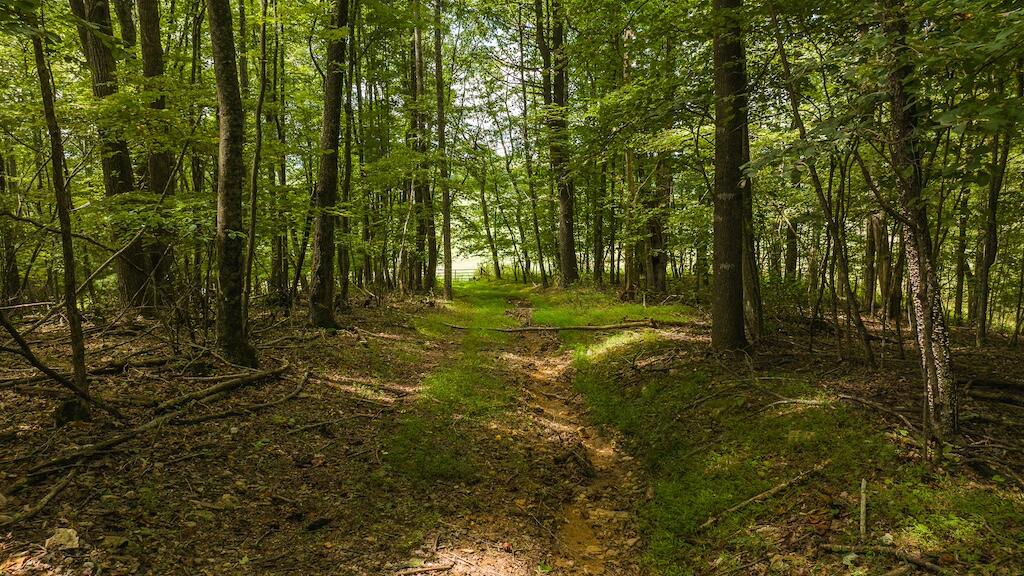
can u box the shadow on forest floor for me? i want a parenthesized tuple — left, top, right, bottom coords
(2, 280, 1023, 575)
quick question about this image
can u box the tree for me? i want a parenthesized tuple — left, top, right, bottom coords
(711, 0, 747, 351)
(208, 0, 256, 365)
(32, 26, 88, 413)
(435, 0, 452, 299)
(309, 0, 350, 328)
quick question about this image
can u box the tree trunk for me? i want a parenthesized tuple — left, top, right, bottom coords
(784, 220, 798, 282)
(308, 0, 349, 327)
(885, 0, 956, 442)
(976, 131, 1011, 346)
(243, 0, 269, 318)
(550, 0, 577, 286)
(32, 32, 89, 406)
(0, 153, 20, 304)
(953, 192, 968, 325)
(521, 5, 546, 289)
(208, 0, 256, 365)
(68, 0, 148, 308)
(340, 0, 359, 303)
(479, 155, 500, 279)
(137, 0, 175, 309)
(436, 0, 452, 299)
(711, 0, 747, 351)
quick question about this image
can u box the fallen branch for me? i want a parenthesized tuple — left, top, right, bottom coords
(492, 319, 687, 332)
(177, 371, 309, 425)
(821, 544, 944, 573)
(0, 308, 125, 421)
(698, 460, 830, 531)
(0, 470, 77, 527)
(156, 360, 290, 412)
(395, 563, 455, 575)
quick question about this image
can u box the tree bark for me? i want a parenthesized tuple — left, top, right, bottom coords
(68, 0, 149, 308)
(550, 0, 577, 286)
(976, 130, 1011, 346)
(308, 0, 349, 327)
(137, 0, 175, 308)
(243, 0, 269, 318)
(208, 0, 257, 365)
(711, 0, 747, 351)
(32, 32, 89, 405)
(885, 0, 956, 441)
(436, 0, 452, 299)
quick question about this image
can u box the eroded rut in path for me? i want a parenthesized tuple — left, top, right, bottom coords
(502, 299, 646, 575)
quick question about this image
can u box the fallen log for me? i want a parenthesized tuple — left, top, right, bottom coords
(489, 319, 690, 333)
(967, 389, 1024, 408)
(155, 360, 290, 412)
(177, 371, 309, 425)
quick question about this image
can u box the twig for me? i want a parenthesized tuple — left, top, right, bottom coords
(821, 544, 944, 573)
(395, 563, 455, 575)
(698, 460, 830, 531)
(0, 469, 77, 527)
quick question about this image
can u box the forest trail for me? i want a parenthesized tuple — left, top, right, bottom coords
(500, 297, 646, 575)
(381, 285, 649, 575)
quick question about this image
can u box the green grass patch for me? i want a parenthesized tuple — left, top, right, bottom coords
(556, 290, 1024, 575)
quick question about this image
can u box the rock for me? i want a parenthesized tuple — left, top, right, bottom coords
(880, 533, 894, 545)
(46, 528, 81, 550)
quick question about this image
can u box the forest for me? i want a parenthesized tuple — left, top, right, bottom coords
(1, 0, 1024, 573)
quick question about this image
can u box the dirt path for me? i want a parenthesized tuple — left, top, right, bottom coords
(496, 298, 647, 575)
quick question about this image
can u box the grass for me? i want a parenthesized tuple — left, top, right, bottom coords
(566, 314, 1024, 574)
(368, 279, 1023, 574)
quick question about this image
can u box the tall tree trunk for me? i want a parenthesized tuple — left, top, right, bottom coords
(436, 0, 452, 299)
(69, 0, 148, 308)
(237, 0, 248, 94)
(208, 0, 256, 365)
(550, 0, 577, 286)
(649, 154, 670, 293)
(953, 192, 968, 325)
(243, 0, 269, 318)
(520, 5, 546, 288)
(308, 0, 349, 327)
(32, 32, 89, 407)
(593, 163, 605, 285)
(784, 220, 798, 282)
(885, 0, 956, 442)
(478, 155, 500, 279)
(340, 0, 359, 303)
(711, 0, 747, 350)
(976, 130, 1011, 346)
(138, 0, 175, 309)
(0, 153, 20, 303)
(113, 0, 136, 46)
